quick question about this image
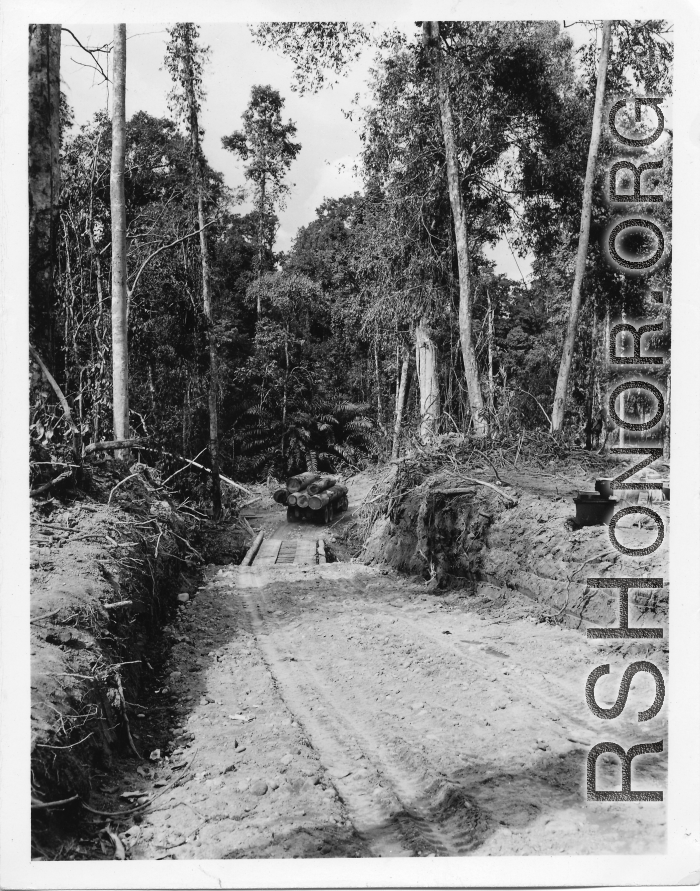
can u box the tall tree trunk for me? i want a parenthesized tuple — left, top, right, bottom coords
(147, 362, 156, 413)
(110, 24, 129, 460)
(391, 344, 410, 460)
(282, 324, 289, 460)
(255, 174, 266, 315)
(598, 305, 613, 454)
(423, 21, 487, 438)
(486, 286, 495, 421)
(551, 21, 612, 433)
(374, 338, 385, 433)
(585, 297, 597, 449)
(415, 316, 440, 442)
(183, 30, 222, 519)
(182, 375, 191, 457)
(28, 23, 61, 363)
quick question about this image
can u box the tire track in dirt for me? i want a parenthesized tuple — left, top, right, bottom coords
(234, 559, 666, 856)
(237, 570, 413, 856)
(237, 566, 490, 856)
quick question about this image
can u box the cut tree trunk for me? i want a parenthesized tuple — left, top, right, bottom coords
(272, 487, 288, 505)
(415, 316, 440, 442)
(307, 476, 337, 495)
(286, 472, 321, 493)
(423, 21, 487, 438)
(391, 344, 411, 460)
(308, 485, 348, 511)
(110, 25, 129, 461)
(551, 21, 612, 433)
(28, 23, 61, 362)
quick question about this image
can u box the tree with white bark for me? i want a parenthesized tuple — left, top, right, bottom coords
(110, 24, 129, 458)
(550, 22, 612, 435)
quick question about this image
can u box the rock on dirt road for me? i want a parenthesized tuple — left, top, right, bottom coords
(128, 555, 666, 859)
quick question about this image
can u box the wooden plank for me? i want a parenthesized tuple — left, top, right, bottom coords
(253, 540, 282, 565)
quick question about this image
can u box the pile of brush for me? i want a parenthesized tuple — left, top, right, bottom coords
(272, 473, 348, 524)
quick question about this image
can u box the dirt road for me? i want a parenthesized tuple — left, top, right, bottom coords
(126, 516, 666, 859)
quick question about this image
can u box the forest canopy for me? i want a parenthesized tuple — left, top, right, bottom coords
(28, 20, 672, 513)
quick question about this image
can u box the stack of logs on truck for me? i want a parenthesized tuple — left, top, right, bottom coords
(273, 473, 349, 524)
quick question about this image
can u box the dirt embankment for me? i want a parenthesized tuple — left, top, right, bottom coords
(31, 459, 669, 861)
(360, 464, 668, 640)
(30, 461, 246, 856)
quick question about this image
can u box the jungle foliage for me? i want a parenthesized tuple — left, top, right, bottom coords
(29, 20, 672, 506)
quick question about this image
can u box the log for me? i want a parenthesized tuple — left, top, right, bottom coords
(286, 472, 320, 493)
(137, 446, 253, 494)
(84, 439, 146, 456)
(308, 484, 347, 511)
(160, 456, 251, 494)
(30, 468, 73, 498)
(272, 487, 288, 505)
(240, 530, 264, 566)
(296, 493, 310, 508)
(307, 476, 337, 495)
(287, 493, 298, 507)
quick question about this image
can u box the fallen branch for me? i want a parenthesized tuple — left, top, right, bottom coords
(160, 447, 207, 486)
(29, 345, 82, 460)
(31, 794, 79, 810)
(82, 799, 152, 819)
(115, 672, 142, 760)
(513, 432, 524, 469)
(453, 476, 517, 506)
(81, 753, 196, 819)
(238, 515, 256, 537)
(169, 529, 204, 562)
(84, 439, 146, 456)
(102, 600, 132, 610)
(168, 456, 252, 494)
(30, 609, 61, 624)
(474, 449, 504, 483)
(36, 731, 94, 750)
(30, 468, 73, 498)
(108, 472, 140, 505)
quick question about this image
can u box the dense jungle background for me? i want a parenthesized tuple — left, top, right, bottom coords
(29, 21, 672, 506)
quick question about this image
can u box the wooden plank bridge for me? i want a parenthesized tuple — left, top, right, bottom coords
(250, 538, 325, 567)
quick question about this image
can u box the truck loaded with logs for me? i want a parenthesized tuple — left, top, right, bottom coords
(272, 473, 349, 524)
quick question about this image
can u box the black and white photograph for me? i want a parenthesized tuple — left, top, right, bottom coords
(1, 2, 699, 888)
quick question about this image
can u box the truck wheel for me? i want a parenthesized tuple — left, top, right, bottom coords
(323, 504, 331, 524)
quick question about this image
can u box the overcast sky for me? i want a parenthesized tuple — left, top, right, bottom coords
(58, 22, 607, 282)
